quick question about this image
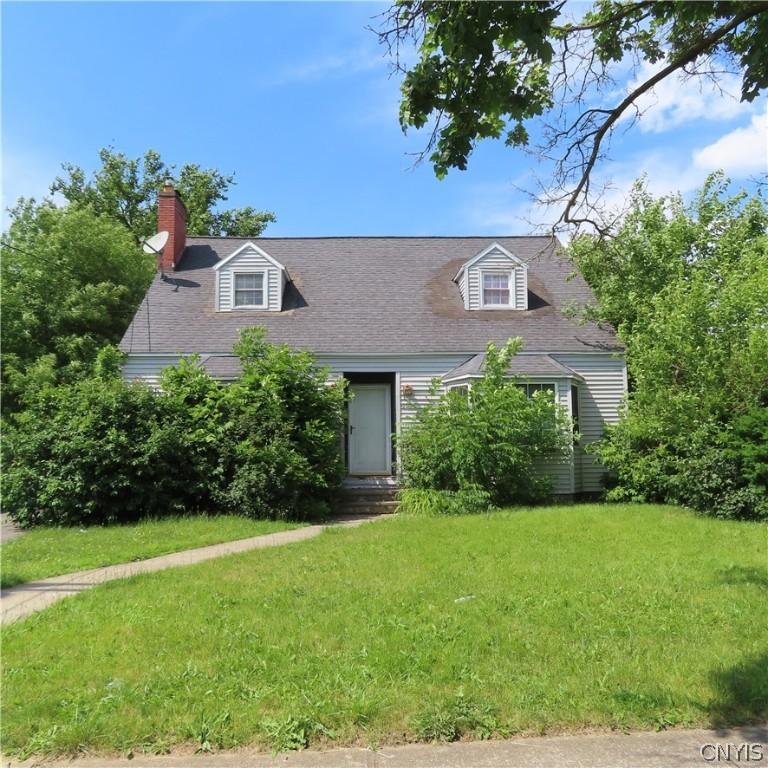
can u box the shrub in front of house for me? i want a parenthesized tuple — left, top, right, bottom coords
(397, 338, 572, 511)
(598, 407, 768, 521)
(161, 328, 346, 521)
(1, 373, 187, 527)
(1, 330, 346, 527)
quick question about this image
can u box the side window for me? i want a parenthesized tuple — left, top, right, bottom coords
(571, 384, 580, 434)
(517, 382, 556, 399)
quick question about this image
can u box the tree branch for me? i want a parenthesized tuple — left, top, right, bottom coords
(560, 3, 767, 228)
(552, 1, 653, 34)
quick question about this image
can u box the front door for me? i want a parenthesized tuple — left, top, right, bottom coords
(348, 384, 391, 475)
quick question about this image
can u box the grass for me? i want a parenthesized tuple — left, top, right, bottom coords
(0, 515, 302, 588)
(2, 504, 766, 758)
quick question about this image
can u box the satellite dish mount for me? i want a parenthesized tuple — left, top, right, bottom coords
(142, 231, 170, 274)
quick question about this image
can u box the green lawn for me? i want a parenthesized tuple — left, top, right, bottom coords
(2, 504, 766, 758)
(0, 516, 302, 589)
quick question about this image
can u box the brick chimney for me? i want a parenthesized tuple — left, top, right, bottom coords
(157, 180, 187, 271)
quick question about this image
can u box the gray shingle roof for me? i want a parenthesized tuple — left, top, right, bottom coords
(120, 236, 620, 355)
(198, 355, 242, 380)
(443, 353, 584, 382)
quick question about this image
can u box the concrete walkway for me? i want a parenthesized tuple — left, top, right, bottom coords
(0, 512, 24, 543)
(0, 516, 377, 625)
(5, 725, 766, 768)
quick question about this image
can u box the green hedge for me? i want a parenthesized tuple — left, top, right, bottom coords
(2, 330, 345, 526)
(599, 408, 768, 521)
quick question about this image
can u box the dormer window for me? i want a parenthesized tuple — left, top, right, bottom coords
(234, 272, 266, 308)
(214, 242, 287, 312)
(482, 271, 513, 307)
(454, 242, 528, 311)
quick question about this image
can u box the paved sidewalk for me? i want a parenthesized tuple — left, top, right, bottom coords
(0, 516, 377, 625)
(0, 513, 24, 543)
(4, 725, 766, 768)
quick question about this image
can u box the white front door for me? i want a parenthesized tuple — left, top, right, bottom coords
(348, 384, 391, 475)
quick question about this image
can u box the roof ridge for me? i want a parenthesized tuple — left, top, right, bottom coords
(184, 234, 556, 241)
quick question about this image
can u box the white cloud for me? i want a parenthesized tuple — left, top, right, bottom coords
(481, 111, 766, 236)
(625, 61, 752, 133)
(471, 201, 535, 234)
(693, 110, 768, 176)
(352, 74, 403, 128)
(275, 47, 388, 85)
(562, 112, 767, 230)
(463, 180, 553, 234)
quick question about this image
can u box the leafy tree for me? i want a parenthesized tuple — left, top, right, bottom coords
(572, 176, 768, 519)
(569, 173, 768, 338)
(378, 1, 768, 230)
(397, 337, 572, 507)
(1, 202, 154, 412)
(51, 146, 276, 242)
(1, 148, 276, 413)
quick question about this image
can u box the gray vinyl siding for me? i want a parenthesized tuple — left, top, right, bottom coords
(217, 245, 283, 312)
(122, 354, 182, 389)
(466, 250, 528, 310)
(315, 353, 470, 424)
(531, 379, 574, 494)
(121, 350, 625, 496)
(457, 270, 468, 307)
(553, 353, 627, 492)
(516, 266, 527, 309)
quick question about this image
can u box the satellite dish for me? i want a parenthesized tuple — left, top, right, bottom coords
(142, 231, 169, 254)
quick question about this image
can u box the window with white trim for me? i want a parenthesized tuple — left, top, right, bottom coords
(234, 272, 265, 308)
(482, 272, 512, 307)
(517, 382, 556, 399)
(448, 383, 470, 398)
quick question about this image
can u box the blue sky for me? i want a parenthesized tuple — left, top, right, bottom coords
(3, 1, 766, 235)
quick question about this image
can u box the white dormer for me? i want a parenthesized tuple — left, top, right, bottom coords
(453, 242, 528, 311)
(213, 242, 287, 312)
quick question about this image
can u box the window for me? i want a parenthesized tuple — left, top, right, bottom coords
(482, 272, 512, 306)
(517, 382, 556, 399)
(571, 384, 580, 435)
(234, 272, 265, 307)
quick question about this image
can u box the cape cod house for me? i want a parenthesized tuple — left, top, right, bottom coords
(121, 183, 627, 495)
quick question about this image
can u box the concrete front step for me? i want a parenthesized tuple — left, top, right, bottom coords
(337, 478, 401, 515)
(335, 500, 400, 516)
(340, 489, 399, 503)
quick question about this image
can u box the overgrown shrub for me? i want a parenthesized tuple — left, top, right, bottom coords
(722, 407, 768, 493)
(2, 330, 346, 526)
(397, 338, 571, 507)
(163, 329, 345, 520)
(1, 373, 186, 527)
(599, 413, 768, 521)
